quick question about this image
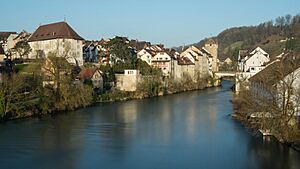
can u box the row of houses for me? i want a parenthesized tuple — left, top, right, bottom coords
(137, 40, 219, 80)
(1, 21, 220, 92)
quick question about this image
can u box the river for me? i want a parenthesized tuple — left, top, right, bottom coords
(0, 81, 299, 169)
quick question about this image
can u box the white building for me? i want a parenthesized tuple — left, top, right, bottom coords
(238, 47, 270, 73)
(223, 57, 233, 65)
(152, 52, 172, 76)
(137, 49, 156, 65)
(249, 56, 300, 119)
(236, 47, 270, 92)
(173, 46, 209, 81)
(0, 32, 17, 53)
(28, 22, 84, 66)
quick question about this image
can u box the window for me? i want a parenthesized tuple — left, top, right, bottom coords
(128, 71, 134, 75)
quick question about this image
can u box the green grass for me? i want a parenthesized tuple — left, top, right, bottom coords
(14, 63, 40, 74)
(224, 41, 243, 53)
(14, 64, 29, 72)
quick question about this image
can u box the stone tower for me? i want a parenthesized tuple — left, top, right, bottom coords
(204, 39, 218, 72)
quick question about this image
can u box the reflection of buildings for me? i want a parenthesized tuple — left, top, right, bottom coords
(207, 98, 218, 132)
(135, 97, 173, 144)
(116, 101, 138, 123)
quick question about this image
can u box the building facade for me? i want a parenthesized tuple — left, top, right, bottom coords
(152, 52, 172, 76)
(28, 22, 84, 66)
(203, 39, 218, 72)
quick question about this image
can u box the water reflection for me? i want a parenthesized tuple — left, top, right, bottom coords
(0, 81, 299, 169)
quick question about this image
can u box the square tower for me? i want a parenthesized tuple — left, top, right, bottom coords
(204, 39, 218, 72)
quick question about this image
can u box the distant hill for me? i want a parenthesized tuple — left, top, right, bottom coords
(177, 14, 300, 62)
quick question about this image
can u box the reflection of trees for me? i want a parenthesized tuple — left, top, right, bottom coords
(246, 136, 300, 169)
(37, 114, 82, 169)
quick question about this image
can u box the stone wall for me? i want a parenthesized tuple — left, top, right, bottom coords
(115, 70, 141, 92)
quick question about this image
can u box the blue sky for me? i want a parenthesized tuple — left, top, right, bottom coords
(1, 0, 300, 47)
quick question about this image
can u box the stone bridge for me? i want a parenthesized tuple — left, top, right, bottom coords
(215, 71, 236, 79)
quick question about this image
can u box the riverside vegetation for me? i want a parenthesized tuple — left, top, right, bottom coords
(232, 52, 300, 149)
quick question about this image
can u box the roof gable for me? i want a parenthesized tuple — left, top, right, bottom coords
(177, 56, 195, 65)
(250, 47, 268, 56)
(79, 67, 102, 80)
(246, 51, 270, 64)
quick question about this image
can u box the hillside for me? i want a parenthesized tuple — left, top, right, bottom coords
(178, 14, 300, 62)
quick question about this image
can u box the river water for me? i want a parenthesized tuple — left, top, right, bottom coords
(0, 81, 299, 169)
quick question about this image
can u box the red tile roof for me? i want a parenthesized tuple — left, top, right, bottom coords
(28, 22, 84, 42)
(79, 67, 101, 80)
(177, 57, 194, 65)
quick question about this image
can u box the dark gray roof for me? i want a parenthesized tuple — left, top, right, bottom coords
(0, 32, 17, 41)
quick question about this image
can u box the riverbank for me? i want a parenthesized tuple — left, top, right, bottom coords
(0, 81, 219, 122)
(231, 97, 300, 153)
(96, 82, 213, 103)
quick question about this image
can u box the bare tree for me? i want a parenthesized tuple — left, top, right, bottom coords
(40, 42, 92, 111)
(14, 41, 32, 59)
(235, 55, 300, 142)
